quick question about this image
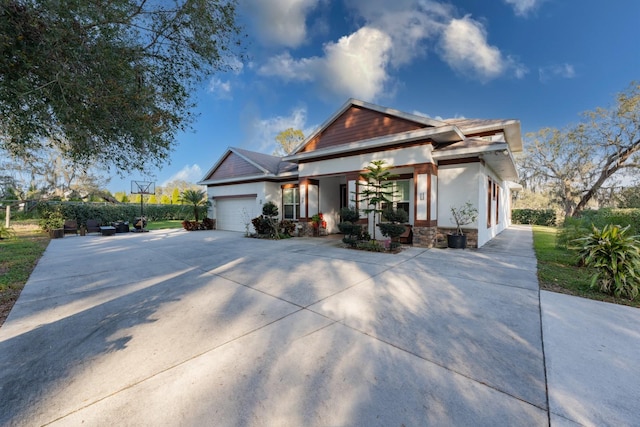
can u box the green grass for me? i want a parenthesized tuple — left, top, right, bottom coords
(145, 220, 184, 231)
(0, 222, 50, 324)
(532, 225, 640, 308)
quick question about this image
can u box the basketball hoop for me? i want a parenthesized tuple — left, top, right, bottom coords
(130, 181, 155, 232)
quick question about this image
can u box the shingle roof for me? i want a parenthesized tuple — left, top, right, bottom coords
(232, 147, 298, 175)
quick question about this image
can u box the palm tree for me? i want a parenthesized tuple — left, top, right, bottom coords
(179, 189, 209, 222)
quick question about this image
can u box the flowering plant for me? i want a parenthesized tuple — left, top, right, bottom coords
(311, 213, 326, 228)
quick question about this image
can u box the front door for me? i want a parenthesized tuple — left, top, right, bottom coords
(339, 184, 347, 220)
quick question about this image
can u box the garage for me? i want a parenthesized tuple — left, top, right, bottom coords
(215, 196, 257, 232)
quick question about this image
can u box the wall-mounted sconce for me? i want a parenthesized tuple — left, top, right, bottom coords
(419, 192, 425, 201)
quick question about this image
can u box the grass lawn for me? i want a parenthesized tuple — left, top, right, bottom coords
(0, 220, 50, 326)
(532, 225, 640, 308)
(145, 220, 184, 231)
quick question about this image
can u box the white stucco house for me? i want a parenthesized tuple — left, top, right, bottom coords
(198, 99, 522, 248)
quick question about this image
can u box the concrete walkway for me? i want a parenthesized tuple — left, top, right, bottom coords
(0, 225, 638, 426)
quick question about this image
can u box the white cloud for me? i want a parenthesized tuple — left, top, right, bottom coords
(259, 27, 393, 101)
(539, 63, 576, 83)
(412, 110, 444, 121)
(258, 52, 316, 81)
(241, 0, 320, 48)
(208, 78, 233, 99)
(346, 0, 451, 67)
(256, 1, 526, 96)
(162, 164, 203, 186)
(320, 27, 393, 100)
(503, 0, 543, 16)
(440, 16, 526, 81)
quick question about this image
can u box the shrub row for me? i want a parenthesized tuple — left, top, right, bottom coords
(575, 208, 640, 236)
(557, 208, 640, 250)
(511, 209, 557, 226)
(36, 202, 207, 227)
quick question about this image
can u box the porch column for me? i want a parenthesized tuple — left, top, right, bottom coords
(413, 163, 438, 247)
(299, 178, 319, 220)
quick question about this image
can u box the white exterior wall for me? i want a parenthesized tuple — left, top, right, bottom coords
(299, 146, 434, 177)
(437, 163, 481, 232)
(263, 182, 283, 218)
(478, 165, 511, 247)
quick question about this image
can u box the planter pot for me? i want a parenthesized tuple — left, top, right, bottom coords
(447, 233, 467, 249)
(49, 228, 64, 239)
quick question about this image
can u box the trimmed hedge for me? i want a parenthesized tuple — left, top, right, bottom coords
(557, 208, 640, 249)
(512, 209, 557, 226)
(36, 202, 207, 228)
(575, 209, 640, 236)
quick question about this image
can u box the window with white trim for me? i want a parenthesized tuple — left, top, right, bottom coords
(381, 180, 410, 219)
(282, 187, 300, 220)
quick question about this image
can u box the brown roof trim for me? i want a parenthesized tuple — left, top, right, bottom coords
(438, 157, 482, 166)
(204, 176, 298, 187)
(212, 194, 257, 200)
(296, 139, 434, 164)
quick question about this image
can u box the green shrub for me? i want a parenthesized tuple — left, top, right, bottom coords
(262, 201, 278, 217)
(557, 216, 590, 249)
(378, 223, 406, 240)
(578, 208, 640, 236)
(512, 209, 557, 226)
(37, 205, 65, 231)
(382, 207, 408, 224)
(0, 224, 16, 239)
(338, 222, 363, 247)
(35, 201, 204, 228)
(356, 240, 383, 252)
(340, 206, 360, 223)
(182, 218, 214, 231)
(576, 224, 640, 300)
(279, 220, 296, 236)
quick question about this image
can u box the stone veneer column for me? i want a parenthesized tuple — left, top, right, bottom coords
(412, 226, 438, 248)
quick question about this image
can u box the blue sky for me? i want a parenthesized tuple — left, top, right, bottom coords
(109, 0, 639, 193)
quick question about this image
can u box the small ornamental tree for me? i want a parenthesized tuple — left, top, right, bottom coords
(450, 201, 478, 235)
(251, 201, 279, 238)
(359, 160, 397, 240)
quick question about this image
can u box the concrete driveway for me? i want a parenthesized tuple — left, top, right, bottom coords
(0, 225, 638, 426)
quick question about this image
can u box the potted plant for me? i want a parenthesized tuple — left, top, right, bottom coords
(39, 208, 65, 238)
(311, 213, 326, 236)
(448, 201, 478, 249)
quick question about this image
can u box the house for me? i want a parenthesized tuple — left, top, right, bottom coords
(198, 99, 522, 248)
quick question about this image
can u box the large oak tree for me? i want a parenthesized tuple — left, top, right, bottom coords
(519, 82, 640, 217)
(0, 0, 243, 173)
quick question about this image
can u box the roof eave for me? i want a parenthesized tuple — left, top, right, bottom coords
(198, 173, 275, 186)
(461, 119, 523, 153)
(285, 125, 464, 162)
(433, 142, 519, 181)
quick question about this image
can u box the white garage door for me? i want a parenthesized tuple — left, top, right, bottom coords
(215, 197, 257, 232)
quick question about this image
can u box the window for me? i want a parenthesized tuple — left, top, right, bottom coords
(495, 185, 500, 224)
(282, 186, 300, 220)
(381, 180, 410, 219)
(487, 178, 492, 228)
